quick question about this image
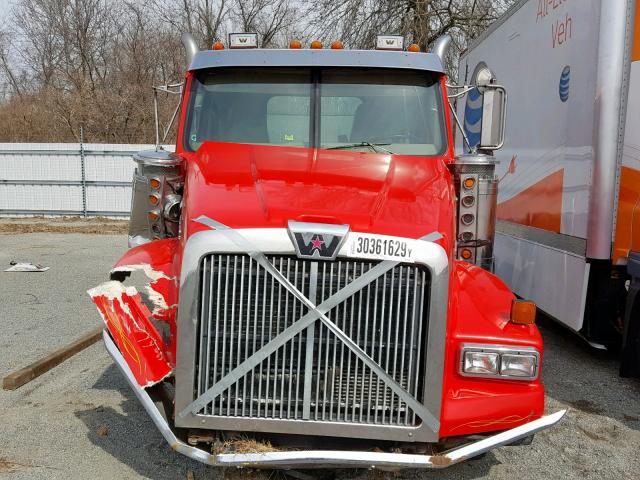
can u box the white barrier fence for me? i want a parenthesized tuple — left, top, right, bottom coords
(0, 143, 173, 217)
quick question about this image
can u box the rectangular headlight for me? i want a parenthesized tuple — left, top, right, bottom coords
(460, 345, 539, 381)
(500, 354, 537, 378)
(463, 351, 499, 375)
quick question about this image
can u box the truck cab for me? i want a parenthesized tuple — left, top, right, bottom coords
(90, 33, 565, 469)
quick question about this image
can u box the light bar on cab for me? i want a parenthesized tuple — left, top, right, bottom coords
(229, 33, 258, 49)
(376, 35, 404, 51)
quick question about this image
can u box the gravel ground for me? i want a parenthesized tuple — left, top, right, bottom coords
(0, 232, 639, 479)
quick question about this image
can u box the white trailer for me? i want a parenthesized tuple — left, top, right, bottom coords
(458, 0, 640, 375)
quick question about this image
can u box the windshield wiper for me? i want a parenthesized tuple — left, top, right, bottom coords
(327, 142, 394, 154)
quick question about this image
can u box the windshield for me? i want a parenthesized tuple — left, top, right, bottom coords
(184, 68, 446, 156)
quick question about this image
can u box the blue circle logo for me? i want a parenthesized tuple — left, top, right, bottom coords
(559, 66, 570, 102)
(463, 87, 483, 148)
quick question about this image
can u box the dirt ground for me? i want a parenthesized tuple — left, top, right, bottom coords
(0, 228, 639, 479)
(0, 216, 128, 235)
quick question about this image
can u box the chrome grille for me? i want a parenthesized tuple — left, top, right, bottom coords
(194, 254, 430, 426)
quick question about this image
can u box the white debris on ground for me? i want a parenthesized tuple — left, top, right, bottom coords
(5, 261, 50, 272)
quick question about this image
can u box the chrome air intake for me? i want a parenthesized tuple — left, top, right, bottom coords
(451, 154, 498, 270)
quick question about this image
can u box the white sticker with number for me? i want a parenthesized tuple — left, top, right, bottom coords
(342, 233, 416, 262)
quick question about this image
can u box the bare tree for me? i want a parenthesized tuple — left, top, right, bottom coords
(150, 0, 230, 48)
(233, 0, 297, 47)
(0, 30, 24, 99)
(0, 0, 515, 143)
(304, 0, 514, 73)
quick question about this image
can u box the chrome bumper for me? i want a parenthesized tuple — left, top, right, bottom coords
(104, 330, 566, 469)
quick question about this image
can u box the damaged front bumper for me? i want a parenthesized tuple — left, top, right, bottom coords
(103, 330, 566, 469)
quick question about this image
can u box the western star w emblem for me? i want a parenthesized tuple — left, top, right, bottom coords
(287, 221, 349, 261)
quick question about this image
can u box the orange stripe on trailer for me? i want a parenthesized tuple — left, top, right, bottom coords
(497, 169, 564, 233)
(613, 166, 640, 264)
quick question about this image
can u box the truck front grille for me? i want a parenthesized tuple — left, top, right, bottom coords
(194, 254, 430, 426)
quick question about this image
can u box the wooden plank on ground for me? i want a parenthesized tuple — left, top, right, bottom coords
(2, 326, 104, 390)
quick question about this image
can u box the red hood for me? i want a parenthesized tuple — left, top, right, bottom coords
(182, 142, 454, 245)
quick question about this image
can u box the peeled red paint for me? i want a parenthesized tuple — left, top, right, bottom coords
(89, 281, 172, 387)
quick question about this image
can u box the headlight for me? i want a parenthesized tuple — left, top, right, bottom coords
(500, 354, 537, 377)
(459, 344, 539, 381)
(463, 351, 499, 375)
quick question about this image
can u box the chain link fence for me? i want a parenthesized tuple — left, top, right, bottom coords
(0, 142, 173, 218)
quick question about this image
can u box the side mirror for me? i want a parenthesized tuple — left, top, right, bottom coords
(466, 63, 507, 151)
(478, 85, 507, 150)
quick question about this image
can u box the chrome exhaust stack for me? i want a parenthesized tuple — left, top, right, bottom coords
(181, 32, 199, 67)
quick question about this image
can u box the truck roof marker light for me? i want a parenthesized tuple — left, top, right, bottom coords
(148, 210, 160, 222)
(463, 177, 476, 189)
(461, 248, 473, 260)
(212, 41, 225, 51)
(148, 194, 159, 206)
(229, 33, 258, 49)
(310, 40, 323, 49)
(290, 39, 302, 49)
(330, 40, 344, 50)
(407, 43, 421, 52)
(511, 300, 537, 325)
(376, 35, 404, 51)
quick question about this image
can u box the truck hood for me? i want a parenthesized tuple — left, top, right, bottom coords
(183, 142, 454, 243)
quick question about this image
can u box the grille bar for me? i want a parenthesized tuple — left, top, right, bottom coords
(195, 254, 430, 426)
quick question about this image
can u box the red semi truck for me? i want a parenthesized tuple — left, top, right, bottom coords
(89, 33, 565, 469)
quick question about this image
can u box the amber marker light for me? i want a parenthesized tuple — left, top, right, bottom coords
(463, 177, 476, 189)
(310, 40, 323, 49)
(212, 41, 225, 50)
(290, 39, 302, 49)
(407, 43, 420, 52)
(148, 194, 159, 206)
(330, 40, 344, 50)
(148, 211, 160, 221)
(149, 178, 161, 190)
(511, 300, 537, 325)
(461, 248, 473, 260)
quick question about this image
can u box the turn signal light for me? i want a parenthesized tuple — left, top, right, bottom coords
(310, 40, 323, 49)
(407, 43, 420, 52)
(463, 177, 476, 190)
(460, 248, 473, 260)
(330, 40, 344, 49)
(290, 39, 302, 49)
(461, 231, 474, 242)
(461, 195, 475, 208)
(148, 194, 159, 206)
(511, 300, 537, 325)
(149, 178, 161, 190)
(461, 213, 475, 225)
(212, 41, 225, 50)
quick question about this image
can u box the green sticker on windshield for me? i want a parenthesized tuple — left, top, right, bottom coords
(190, 134, 197, 142)
(284, 134, 294, 142)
